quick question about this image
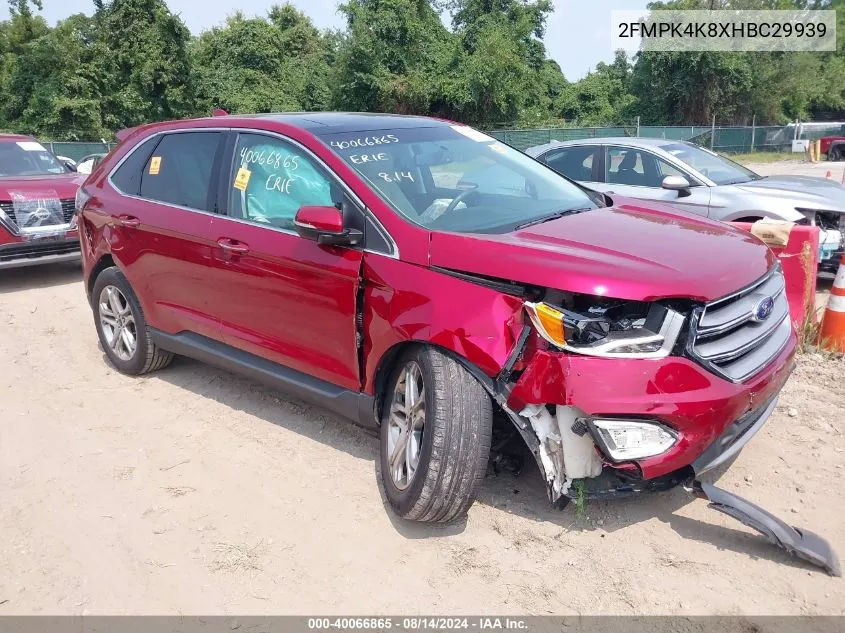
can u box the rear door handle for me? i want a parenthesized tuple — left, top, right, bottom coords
(116, 215, 140, 228)
(217, 238, 250, 255)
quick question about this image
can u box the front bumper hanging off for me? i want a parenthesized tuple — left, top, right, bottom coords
(692, 481, 841, 577)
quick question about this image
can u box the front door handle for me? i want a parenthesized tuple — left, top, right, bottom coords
(116, 215, 140, 228)
(217, 238, 250, 255)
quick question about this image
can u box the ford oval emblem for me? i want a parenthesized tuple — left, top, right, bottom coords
(751, 296, 775, 322)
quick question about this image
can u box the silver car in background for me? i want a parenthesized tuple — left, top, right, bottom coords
(526, 138, 845, 270)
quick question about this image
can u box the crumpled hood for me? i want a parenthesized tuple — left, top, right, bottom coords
(736, 175, 845, 210)
(429, 198, 775, 303)
(0, 172, 83, 202)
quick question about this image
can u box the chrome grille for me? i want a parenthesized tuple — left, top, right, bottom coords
(691, 267, 792, 383)
(0, 199, 75, 229)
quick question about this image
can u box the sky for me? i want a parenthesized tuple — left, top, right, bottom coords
(0, 0, 651, 80)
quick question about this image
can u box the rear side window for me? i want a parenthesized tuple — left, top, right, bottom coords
(543, 146, 597, 182)
(139, 132, 222, 211)
(110, 136, 160, 196)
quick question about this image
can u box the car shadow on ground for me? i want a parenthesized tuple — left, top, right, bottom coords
(0, 260, 82, 294)
(154, 355, 821, 574)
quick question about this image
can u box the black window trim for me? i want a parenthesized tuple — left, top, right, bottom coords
(218, 129, 398, 259)
(108, 127, 230, 218)
(107, 126, 399, 259)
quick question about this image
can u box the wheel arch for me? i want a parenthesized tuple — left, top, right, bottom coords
(86, 253, 117, 306)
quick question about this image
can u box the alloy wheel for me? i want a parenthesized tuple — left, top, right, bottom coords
(386, 361, 426, 490)
(98, 285, 137, 361)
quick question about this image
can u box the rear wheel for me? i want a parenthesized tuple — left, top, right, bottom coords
(379, 346, 492, 523)
(92, 266, 173, 375)
(830, 147, 843, 162)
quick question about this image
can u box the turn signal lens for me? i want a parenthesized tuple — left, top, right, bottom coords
(527, 302, 567, 346)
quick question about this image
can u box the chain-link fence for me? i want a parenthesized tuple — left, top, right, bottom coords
(486, 122, 845, 153)
(36, 121, 845, 159)
(43, 141, 117, 162)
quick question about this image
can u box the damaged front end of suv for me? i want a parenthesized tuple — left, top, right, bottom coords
(467, 269, 839, 577)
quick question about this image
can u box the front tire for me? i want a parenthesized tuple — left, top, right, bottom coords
(379, 346, 492, 523)
(92, 266, 173, 375)
(830, 147, 842, 162)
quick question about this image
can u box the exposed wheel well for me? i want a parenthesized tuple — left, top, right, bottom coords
(733, 216, 763, 223)
(371, 342, 422, 424)
(86, 254, 116, 304)
(372, 341, 515, 432)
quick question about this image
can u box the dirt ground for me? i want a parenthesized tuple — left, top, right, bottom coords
(0, 259, 842, 616)
(1, 158, 844, 615)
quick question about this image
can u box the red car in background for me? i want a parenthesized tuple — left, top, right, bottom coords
(820, 135, 845, 160)
(75, 113, 837, 573)
(0, 134, 83, 269)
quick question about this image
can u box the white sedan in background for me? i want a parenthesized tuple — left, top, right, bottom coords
(527, 137, 845, 271)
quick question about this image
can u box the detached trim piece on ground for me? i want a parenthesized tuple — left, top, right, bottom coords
(692, 481, 841, 577)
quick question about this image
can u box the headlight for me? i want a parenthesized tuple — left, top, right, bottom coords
(525, 300, 685, 359)
(585, 418, 678, 461)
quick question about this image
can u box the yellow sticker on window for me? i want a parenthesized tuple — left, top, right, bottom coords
(233, 167, 252, 191)
(149, 156, 161, 175)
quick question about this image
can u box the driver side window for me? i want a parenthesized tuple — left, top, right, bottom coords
(228, 133, 335, 230)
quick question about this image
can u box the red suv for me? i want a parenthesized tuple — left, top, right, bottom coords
(77, 114, 803, 527)
(0, 134, 84, 269)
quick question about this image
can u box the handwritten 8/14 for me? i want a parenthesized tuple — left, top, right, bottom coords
(378, 171, 415, 184)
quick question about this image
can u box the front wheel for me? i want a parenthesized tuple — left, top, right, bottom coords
(379, 346, 492, 523)
(830, 147, 843, 162)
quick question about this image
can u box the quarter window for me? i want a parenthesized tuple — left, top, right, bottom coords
(111, 136, 160, 196)
(228, 133, 335, 230)
(139, 132, 222, 210)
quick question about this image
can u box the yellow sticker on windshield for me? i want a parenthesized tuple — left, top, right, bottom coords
(233, 167, 251, 191)
(149, 156, 161, 175)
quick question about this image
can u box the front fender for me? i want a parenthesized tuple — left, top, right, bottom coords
(361, 253, 526, 396)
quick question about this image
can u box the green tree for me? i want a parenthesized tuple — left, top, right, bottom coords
(0, 7, 50, 131)
(94, 0, 195, 130)
(559, 50, 636, 125)
(333, 0, 453, 114)
(6, 13, 106, 139)
(191, 4, 332, 114)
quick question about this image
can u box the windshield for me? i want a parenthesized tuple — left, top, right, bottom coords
(319, 125, 598, 234)
(0, 140, 69, 177)
(660, 142, 760, 186)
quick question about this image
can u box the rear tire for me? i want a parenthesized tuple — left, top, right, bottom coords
(92, 266, 173, 376)
(379, 346, 492, 523)
(830, 147, 843, 162)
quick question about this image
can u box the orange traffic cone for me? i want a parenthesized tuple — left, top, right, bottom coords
(819, 254, 845, 352)
(826, 170, 833, 178)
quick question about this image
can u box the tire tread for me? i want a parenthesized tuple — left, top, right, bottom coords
(383, 346, 492, 523)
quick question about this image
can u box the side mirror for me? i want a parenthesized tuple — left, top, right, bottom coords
(62, 159, 77, 172)
(661, 175, 691, 191)
(294, 205, 362, 247)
